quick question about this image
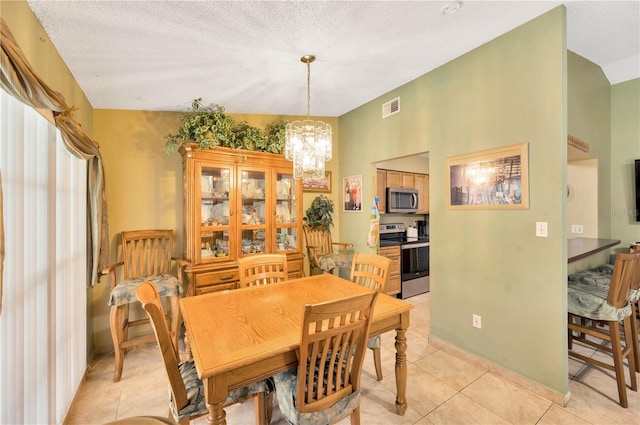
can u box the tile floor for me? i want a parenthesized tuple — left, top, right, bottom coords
(66, 293, 640, 425)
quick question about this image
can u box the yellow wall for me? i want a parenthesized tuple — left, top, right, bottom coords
(92, 109, 339, 349)
(339, 7, 569, 395)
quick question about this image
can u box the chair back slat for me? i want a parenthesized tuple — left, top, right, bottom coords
(608, 252, 640, 308)
(136, 282, 188, 410)
(303, 227, 333, 256)
(297, 291, 378, 414)
(237, 254, 288, 288)
(122, 230, 174, 279)
(350, 253, 392, 292)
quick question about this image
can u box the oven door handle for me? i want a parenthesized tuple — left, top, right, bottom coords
(402, 242, 430, 249)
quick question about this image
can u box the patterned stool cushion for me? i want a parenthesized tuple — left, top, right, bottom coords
(317, 253, 353, 272)
(108, 274, 182, 306)
(567, 280, 632, 321)
(273, 368, 361, 425)
(568, 268, 640, 303)
(170, 359, 274, 423)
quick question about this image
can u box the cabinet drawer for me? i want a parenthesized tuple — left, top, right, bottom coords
(287, 258, 304, 274)
(195, 281, 237, 295)
(195, 270, 239, 287)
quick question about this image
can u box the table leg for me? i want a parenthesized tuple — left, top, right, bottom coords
(394, 327, 408, 415)
(204, 377, 228, 425)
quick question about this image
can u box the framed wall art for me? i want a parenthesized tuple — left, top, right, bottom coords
(343, 175, 363, 212)
(447, 142, 529, 210)
(302, 171, 331, 193)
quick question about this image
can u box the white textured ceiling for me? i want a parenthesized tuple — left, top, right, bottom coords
(26, 0, 640, 117)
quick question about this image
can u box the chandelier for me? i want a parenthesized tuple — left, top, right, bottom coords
(285, 55, 332, 179)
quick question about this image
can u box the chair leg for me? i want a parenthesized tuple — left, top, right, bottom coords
(350, 406, 361, 425)
(622, 316, 637, 390)
(254, 392, 267, 425)
(631, 301, 640, 373)
(610, 320, 629, 408)
(372, 347, 383, 381)
(109, 305, 125, 382)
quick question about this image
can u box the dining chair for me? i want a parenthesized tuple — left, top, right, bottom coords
(567, 244, 640, 370)
(272, 291, 379, 425)
(567, 251, 640, 408)
(349, 252, 392, 381)
(302, 226, 353, 276)
(237, 253, 288, 288)
(136, 282, 273, 425)
(102, 229, 188, 382)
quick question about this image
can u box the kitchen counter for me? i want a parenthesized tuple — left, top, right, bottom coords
(568, 237, 620, 263)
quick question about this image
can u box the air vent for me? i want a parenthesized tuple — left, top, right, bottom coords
(382, 97, 400, 119)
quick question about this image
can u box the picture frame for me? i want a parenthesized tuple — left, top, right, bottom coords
(302, 171, 331, 192)
(343, 175, 363, 212)
(447, 142, 529, 209)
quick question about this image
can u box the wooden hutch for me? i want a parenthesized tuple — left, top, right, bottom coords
(179, 143, 304, 296)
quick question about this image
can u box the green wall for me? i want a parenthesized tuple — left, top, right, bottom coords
(611, 79, 640, 247)
(339, 7, 568, 395)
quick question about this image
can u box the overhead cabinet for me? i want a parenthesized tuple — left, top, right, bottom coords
(180, 144, 304, 295)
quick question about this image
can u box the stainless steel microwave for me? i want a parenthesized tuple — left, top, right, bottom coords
(386, 187, 419, 213)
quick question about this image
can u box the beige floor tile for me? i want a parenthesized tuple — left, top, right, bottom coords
(461, 373, 551, 424)
(426, 393, 509, 425)
(413, 349, 486, 391)
(536, 404, 591, 425)
(381, 363, 458, 416)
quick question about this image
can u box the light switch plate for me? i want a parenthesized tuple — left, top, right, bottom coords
(536, 222, 548, 237)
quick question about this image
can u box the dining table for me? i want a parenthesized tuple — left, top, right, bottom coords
(180, 272, 414, 425)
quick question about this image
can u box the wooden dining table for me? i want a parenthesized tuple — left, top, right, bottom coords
(180, 272, 414, 425)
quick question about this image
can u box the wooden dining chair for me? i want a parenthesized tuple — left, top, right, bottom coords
(102, 229, 188, 382)
(237, 253, 288, 288)
(302, 226, 353, 276)
(567, 251, 640, 408)
(349, 252, 392, 381)
(272, 291, 378, 425)
(136, 282, 273, 425)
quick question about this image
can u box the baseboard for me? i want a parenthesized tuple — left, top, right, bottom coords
(61, 366, 89, 425)
(428, 335, 571, 407)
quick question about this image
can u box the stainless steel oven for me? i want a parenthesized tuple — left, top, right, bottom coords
(400, 240, 429, 299)
(379, 223, 430, 299)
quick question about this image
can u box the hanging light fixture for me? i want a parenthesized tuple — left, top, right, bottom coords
(285, 55, 332, 179)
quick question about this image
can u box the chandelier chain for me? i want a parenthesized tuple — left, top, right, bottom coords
(306, 61, 311, 118)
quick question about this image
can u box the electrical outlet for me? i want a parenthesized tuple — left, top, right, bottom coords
(571, 224, 584, 234)
(536, 222, 548, 237)
(472, 314, 482, 329)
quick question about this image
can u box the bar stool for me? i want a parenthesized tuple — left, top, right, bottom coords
(567, 251, 640, 407)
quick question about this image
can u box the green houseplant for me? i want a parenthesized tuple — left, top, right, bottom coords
(303, 195, 334, 230)
(165, 98, 287, 155)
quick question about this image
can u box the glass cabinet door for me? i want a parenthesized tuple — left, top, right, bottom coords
(275, 171, 298, 252)
(239, 168, 267, 256)
(199, 164, 232, 262)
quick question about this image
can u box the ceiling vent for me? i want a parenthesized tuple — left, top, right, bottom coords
(382, 97, 400, 119)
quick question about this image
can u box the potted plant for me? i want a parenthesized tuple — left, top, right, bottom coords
(303, 195, 334, 229)
(165, 98, 288, 155)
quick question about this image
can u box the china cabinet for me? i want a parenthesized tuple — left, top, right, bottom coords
(180, 143, 304, 296)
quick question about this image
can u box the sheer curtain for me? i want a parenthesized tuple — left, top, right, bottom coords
(0, 91, 87, 423)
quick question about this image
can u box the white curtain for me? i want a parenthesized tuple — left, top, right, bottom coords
(0, 91, 87, 423)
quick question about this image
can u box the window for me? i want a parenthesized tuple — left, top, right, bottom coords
(0, 91, 87, 424)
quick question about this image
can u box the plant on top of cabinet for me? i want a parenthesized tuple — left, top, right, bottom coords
(304, 195, 334, 230)
(165, 98, 287, 155)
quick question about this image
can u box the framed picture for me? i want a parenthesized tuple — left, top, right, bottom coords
(447, 142, 529, 209)
(302, 171, 331, 192)
(343, 175, 363, 212)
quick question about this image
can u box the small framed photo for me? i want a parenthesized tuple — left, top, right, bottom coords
(302, 171, 331, 193)
(343, 175, 363, 212)
(447, 142, 529, 209)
